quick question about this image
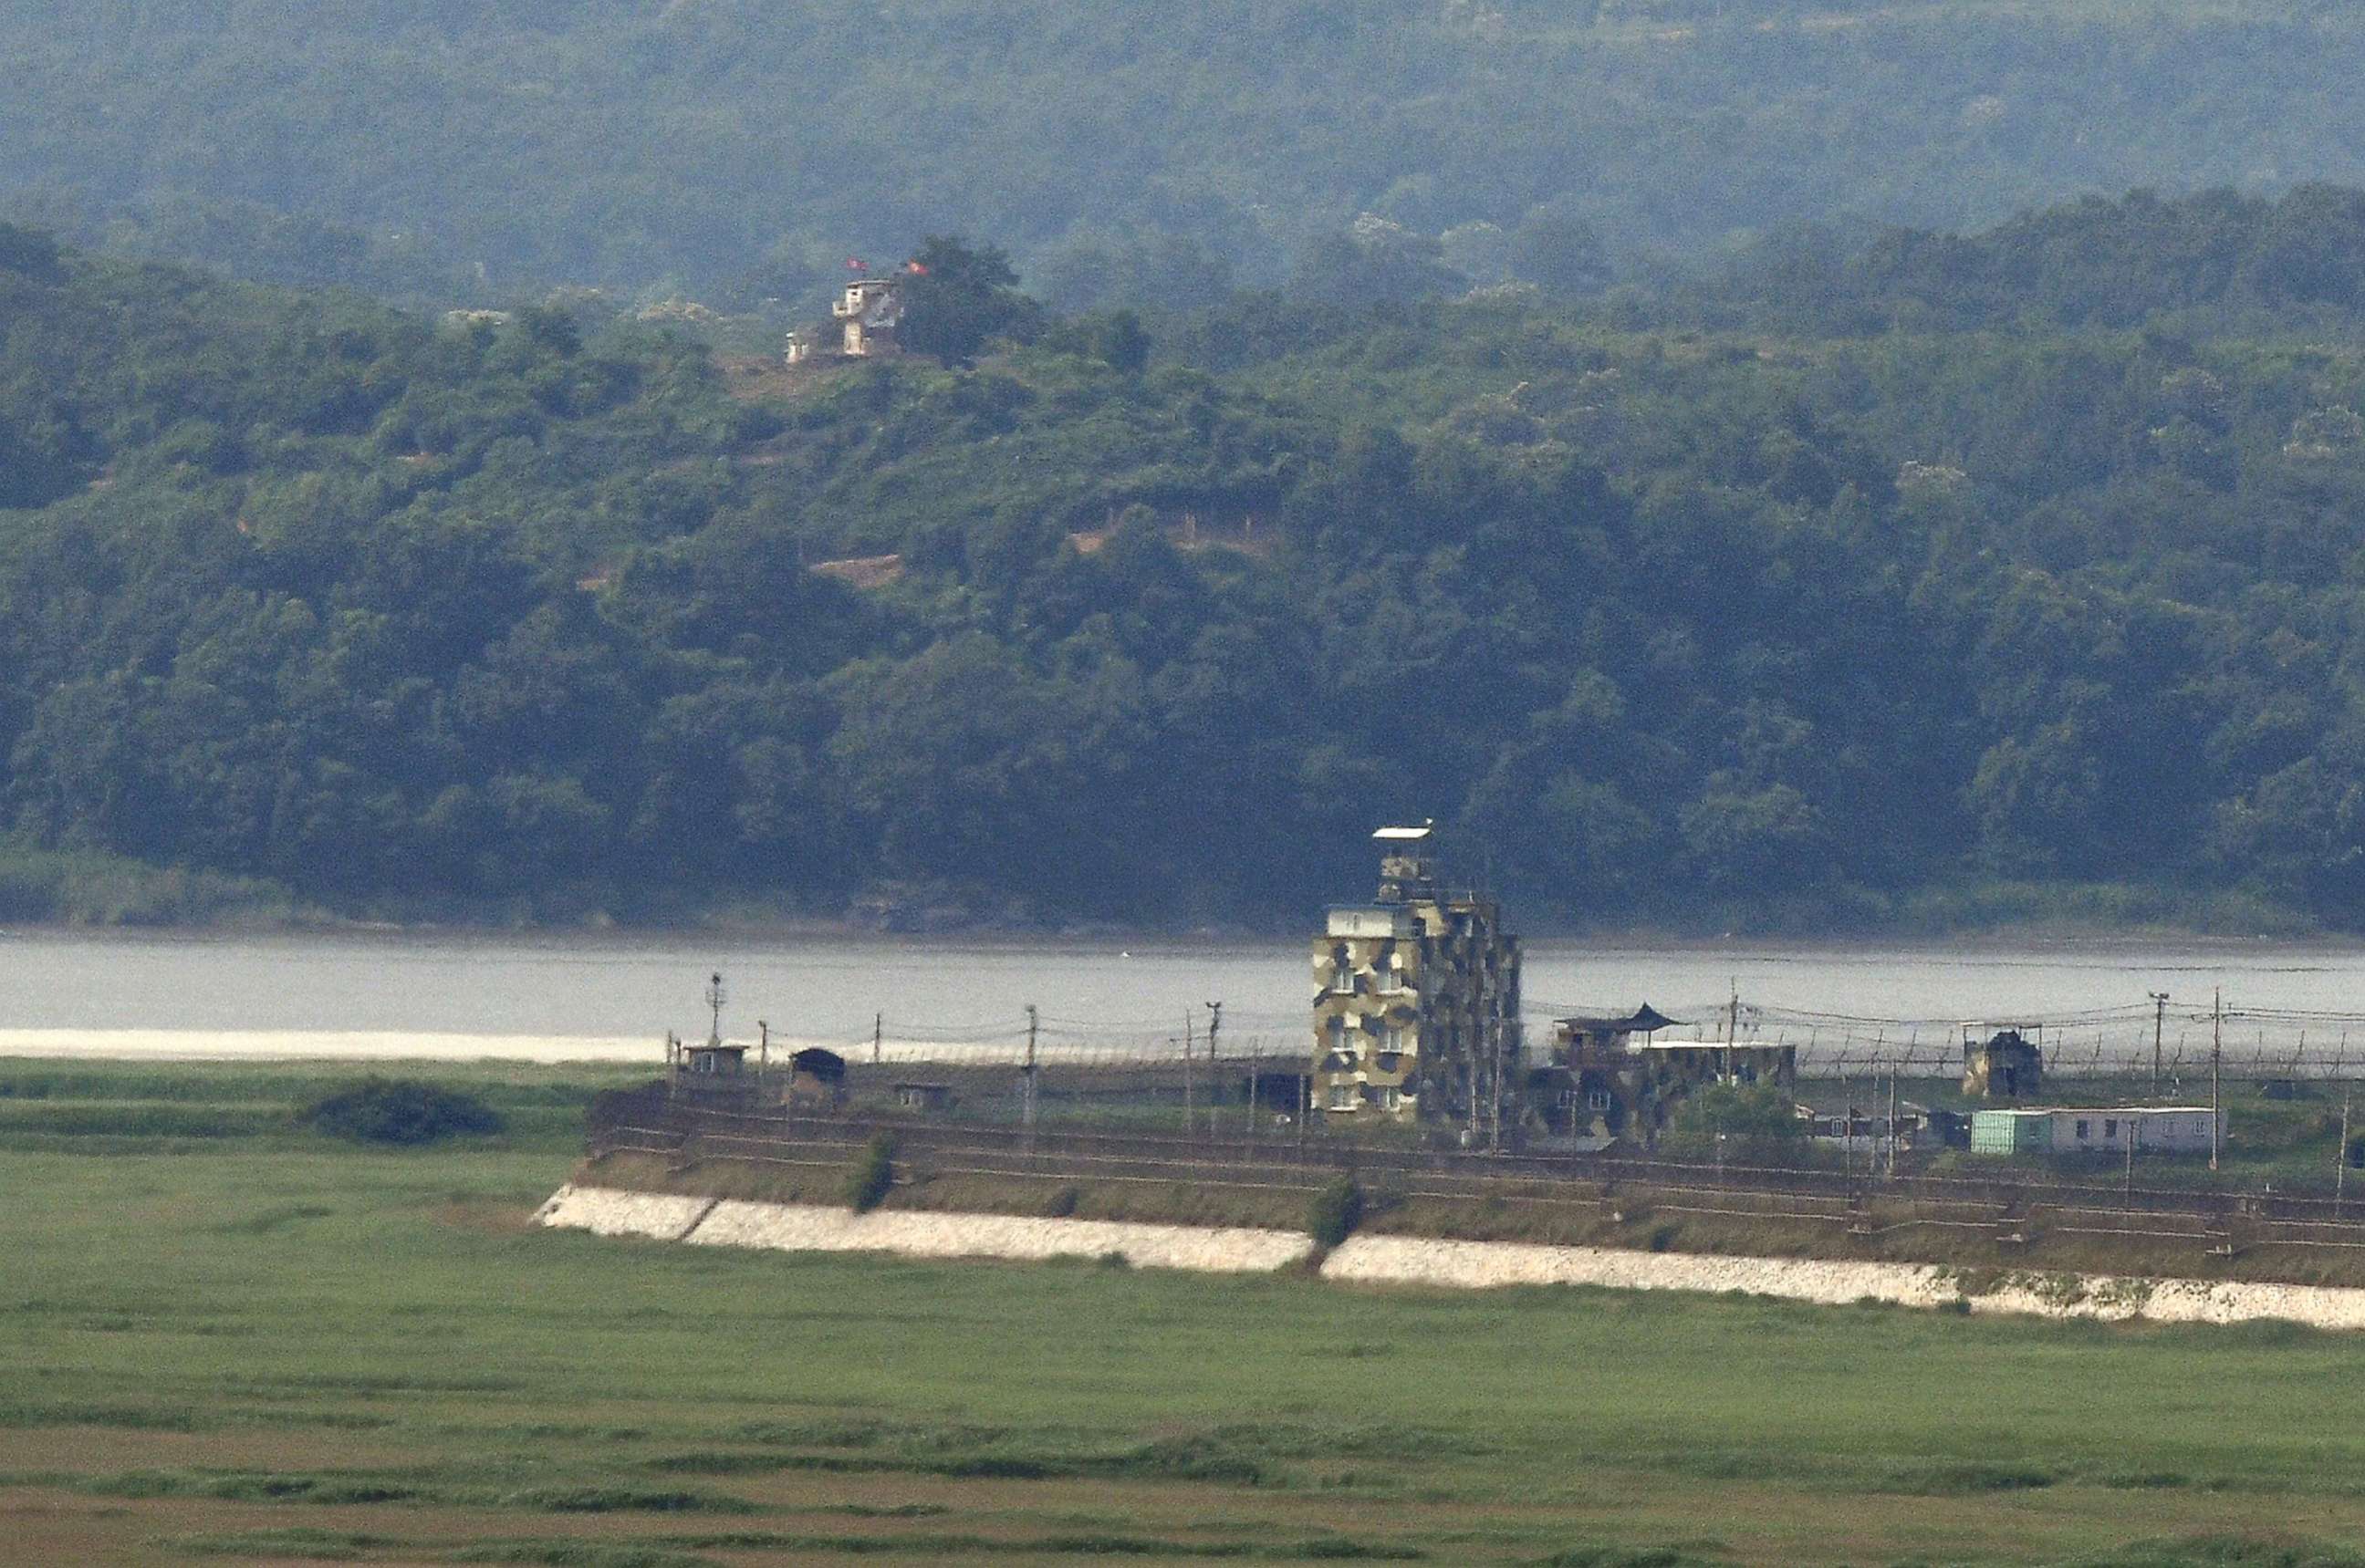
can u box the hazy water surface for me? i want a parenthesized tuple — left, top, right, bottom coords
(6, 929, 2365, 1063)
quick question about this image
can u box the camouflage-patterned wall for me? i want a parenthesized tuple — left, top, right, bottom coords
(1962, 1032, 2044, 1099)
(1310, 892, 1520, 1126)
(1537, 1035, 1797, 1147)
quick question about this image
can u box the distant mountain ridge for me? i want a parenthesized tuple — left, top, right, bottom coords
(5, 2, 2365, 306)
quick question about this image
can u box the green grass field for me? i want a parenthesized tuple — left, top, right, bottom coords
(7, 1060, 2365, 1565)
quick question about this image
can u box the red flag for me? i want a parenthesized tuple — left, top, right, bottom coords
(903, 260, 928, 275)
(846, 257, 867, 272)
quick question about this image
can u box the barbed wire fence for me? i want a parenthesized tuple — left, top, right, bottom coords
(1526, 996, 2365, 1086)
(713, 992, 2365, 1141)
(762, 1004, 1317, 1137)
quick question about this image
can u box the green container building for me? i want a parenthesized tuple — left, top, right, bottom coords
(1970, 1109, 2051, 1155)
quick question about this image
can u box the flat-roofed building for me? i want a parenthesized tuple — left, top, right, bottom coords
(1970, 1106, 2223, 1157)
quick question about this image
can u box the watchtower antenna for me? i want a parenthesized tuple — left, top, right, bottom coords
(705, 971, 726, 1047)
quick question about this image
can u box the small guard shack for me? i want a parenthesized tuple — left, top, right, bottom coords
(666, 1032, 766, 1104)
(787, 1047, 848, 1109)
(1962, 1026, 2044, 1100)
(893, 1082, 955, 1114)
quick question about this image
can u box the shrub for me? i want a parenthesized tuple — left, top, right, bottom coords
(1885, 1460, 2055, 1495)
(1659, 1080, 1807, 1161)
(1044, 1184, 1080, 1218)
(1308, 1176, 1365, 1249)
(303, 1078, 505, 1146)
(846, 1133, 897, 1213)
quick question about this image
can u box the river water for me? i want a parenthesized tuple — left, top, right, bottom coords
(6, 928, 2365, 1069)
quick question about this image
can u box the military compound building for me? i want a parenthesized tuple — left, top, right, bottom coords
(833, 274, 903, 356)
(1310, 824, 1520, 1127)
(1531, 1007, 1798, 1148)
(784, 270, 911, 365)
(1962, 1025, 2045, 1100)
(662, 984, 846, 1111)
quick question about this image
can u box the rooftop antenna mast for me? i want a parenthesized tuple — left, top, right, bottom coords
(706, 971, 726, 1047)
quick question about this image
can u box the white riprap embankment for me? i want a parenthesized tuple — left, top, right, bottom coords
(537, 1185, 1309, 1272)
(537, 1185, 2365, 1330)
(535, 1186, 714, 1241)
(687, 1199, 1313, 1272)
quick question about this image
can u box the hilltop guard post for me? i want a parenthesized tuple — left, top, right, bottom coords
(1310, 824, 1520, 1133)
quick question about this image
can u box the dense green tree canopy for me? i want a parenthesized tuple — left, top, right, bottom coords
(13, 189, 2365, 931)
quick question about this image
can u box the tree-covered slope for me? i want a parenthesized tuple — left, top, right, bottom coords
(11, 190, 2365, 931)
(10, 2, 2365, 306)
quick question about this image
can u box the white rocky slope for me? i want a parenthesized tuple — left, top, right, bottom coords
(537, 1184, 2365, 1329)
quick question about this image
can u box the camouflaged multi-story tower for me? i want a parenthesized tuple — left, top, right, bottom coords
(1310, 824, 1520, 1127)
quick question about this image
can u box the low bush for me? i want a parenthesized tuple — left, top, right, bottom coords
(1883, 1460, 2055, 1495)
(0, 1101, 273, 1139)
(302, 1079, 505, 1146)
(2072, 1538, 2365, 1568)
(501, 1485, 750, 1514)
(1538, 1547, 1723, 1568)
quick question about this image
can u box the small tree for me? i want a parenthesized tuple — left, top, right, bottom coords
(1660, 1081, 1805, 1164)
(847, 1132, 898, 1213)
(1307, 1175, 1365, 1249)
(898, 235, 1045, 362)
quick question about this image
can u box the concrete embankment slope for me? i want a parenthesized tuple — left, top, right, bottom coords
(537, 1185, 2365, 1330)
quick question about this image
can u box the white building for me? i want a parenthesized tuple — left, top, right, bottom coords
(831, 275, 904, 356)
(1972, 1106, 2222, 1157)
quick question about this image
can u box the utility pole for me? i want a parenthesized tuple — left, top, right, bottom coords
(1023, 1004, 1039, 1147)
(2149, 992, 2169, 1096)
(761, 1019, 775, 1135)
(1182, 1015, 1194, 1140)
(1467, 944, 1485, 1147)
(1887, 1061, 1898, 1181)
(1247, 1034, 1261, 1141)
(2342, 1088, 2353, 1220)
(2125, 1107, 2136, 1201)
(2210, 987, 2223, 1173)
(873, 1012, 882, 1065)
(1205, 1002, 1223, 1140)
(1485, 1010, 1501, 1155)
(1725, 978, 1738, 1085)
(1839, 1073, 1851, 1181)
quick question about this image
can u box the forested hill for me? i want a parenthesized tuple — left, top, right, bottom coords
(10, 192, 2365, 932)
(11, 2, 2365, 307)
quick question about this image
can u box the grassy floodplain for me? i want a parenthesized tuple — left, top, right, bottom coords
(10, 1063, 2365, 1563)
